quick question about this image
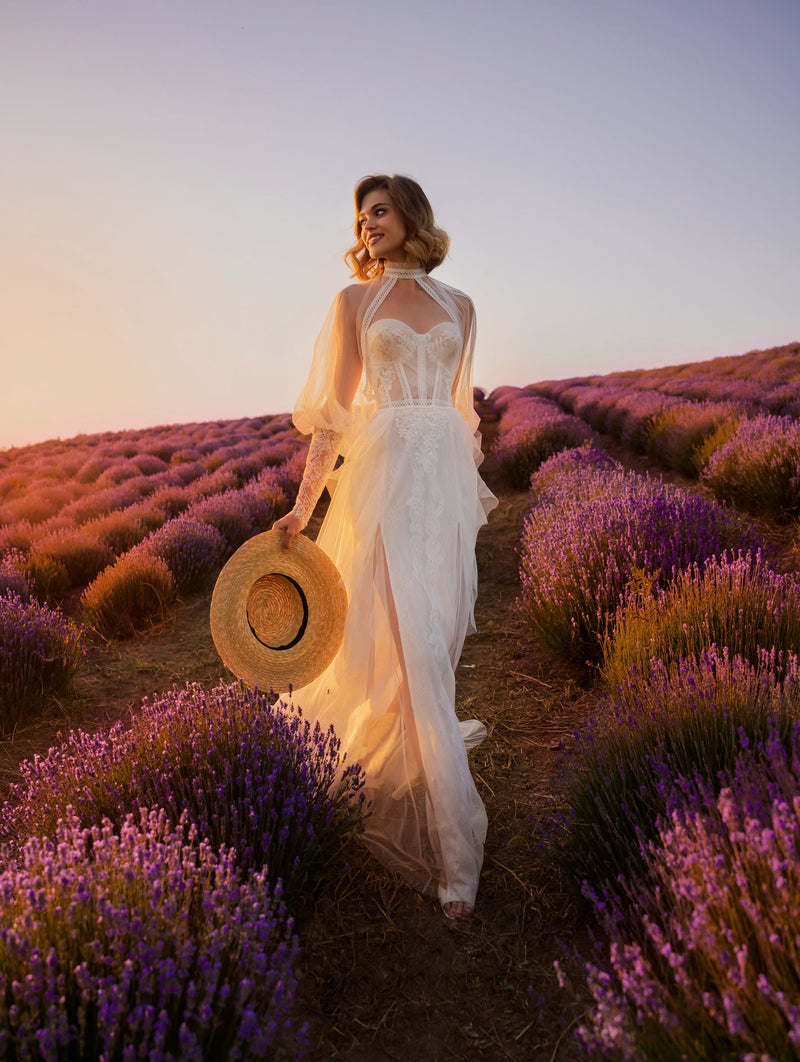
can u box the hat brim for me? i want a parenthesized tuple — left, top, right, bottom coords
(210, 530, 347, 692)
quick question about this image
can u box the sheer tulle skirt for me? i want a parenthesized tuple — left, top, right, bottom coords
(291, 405, 497, 907)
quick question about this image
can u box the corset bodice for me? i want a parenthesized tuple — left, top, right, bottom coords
(365, 318, 462, 409)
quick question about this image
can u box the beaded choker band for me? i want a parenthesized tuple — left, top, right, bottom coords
(383, 263, 427, 279)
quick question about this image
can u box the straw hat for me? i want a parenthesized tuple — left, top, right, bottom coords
(210, 530, 347, 691)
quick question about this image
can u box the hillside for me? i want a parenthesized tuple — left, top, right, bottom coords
(0, 412, 595, 1060)
(534, 340, 800, 412)
(2, 340, 800, 1058)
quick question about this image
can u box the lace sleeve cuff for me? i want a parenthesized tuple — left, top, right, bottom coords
(291, 428, 342, 528)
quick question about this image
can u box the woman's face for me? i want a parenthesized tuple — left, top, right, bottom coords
(358, 188, 408, 263)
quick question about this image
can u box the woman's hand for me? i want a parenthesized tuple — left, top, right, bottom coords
(272, 511, 304, 552)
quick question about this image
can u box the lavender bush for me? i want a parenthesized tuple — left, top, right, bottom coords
(604, 550, 800, 689)
(271, 448, 309, 501)
(84, 508, 150, 555)
(1, 487, 71, 526)
(558, 648, 800, 894)
(701, 413, 800, 519)
(142, 517, 227, 592)
(0, 808, 306, 1060)
(250, 467, 290, 518)
(29, 527, 114, 589)
(0, 519, 35, 556)
(0, 592, 83, 734)
(24, 554, 71, 603)
(184, 489, 261, 550)
(0, 549, 32, 601)
(490, 394, 595, 489)
(529, 443, 618, 495)
(645, 400, 742, 477)
(60, 481, 149, 524)
(80, 551, 177, 638)
(519, 466, 759, 662)
(604, 390, 681, 453)
(570, 386, 628, 434)
(577, 725, 800, 1060)
(130, 451, 169, 474)
(3, 681, 367, 911)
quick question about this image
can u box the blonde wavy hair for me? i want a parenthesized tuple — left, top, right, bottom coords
(345, 174, 450, 281)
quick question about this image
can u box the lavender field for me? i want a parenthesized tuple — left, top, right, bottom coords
(492, 341, 800, 1060)
(0, 414, 356, 1056)
(1, 342, 800, 1059)
(531, 340, 800, 518)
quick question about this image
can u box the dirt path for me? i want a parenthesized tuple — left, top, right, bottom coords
(294, 436, 597, 1062)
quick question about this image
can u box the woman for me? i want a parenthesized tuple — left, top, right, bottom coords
(273, 174, 497, 919)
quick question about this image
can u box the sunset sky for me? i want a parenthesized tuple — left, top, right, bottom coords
(1, 0, 798, 450)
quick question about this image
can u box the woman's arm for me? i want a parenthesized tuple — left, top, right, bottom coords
(273, 288, 361, 550)
(451, 291, 476, 403)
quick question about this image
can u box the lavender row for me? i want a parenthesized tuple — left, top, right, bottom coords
(536, 376, 744, 476)
(487, 387, 597, 489)
(537, 340, 800, 424)
(523, 451, 800, 1055)
(572, 696, 800, 1059)
(2, 680, 366, 910)
(530, 343, 800, 518)
(1, 438, 307, 606)
(555, 380, 800, 521)
(0, 413, 296, 526)
(0, 681, 368, 1057)
(0, 809, 305, 1059)
(518, 452, 760, 662)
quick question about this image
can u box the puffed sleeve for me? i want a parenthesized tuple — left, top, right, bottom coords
(448, 292, 487, 471)
(292, 288, 363, 439)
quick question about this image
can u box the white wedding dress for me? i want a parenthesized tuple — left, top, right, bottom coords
(287, 263, 497, 908)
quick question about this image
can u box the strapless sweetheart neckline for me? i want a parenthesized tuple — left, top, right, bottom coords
(369, 317, 461, 337)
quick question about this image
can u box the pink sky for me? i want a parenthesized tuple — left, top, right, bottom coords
(1, 0, 798, 449)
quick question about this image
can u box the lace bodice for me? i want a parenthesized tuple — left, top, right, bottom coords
(365, 317, 462, 409)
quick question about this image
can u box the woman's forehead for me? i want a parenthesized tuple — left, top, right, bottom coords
(359, 188, 392, 213)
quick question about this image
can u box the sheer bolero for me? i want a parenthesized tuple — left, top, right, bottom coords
(292, 271, 482, 460)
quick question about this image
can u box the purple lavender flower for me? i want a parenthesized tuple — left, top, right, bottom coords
(577, 722, 800, 1059)
(0, 808, 308, 1059)
(519, 465, 760, 662)
(141, 517, 227, 592)
(489, 391, 597, 489)
(558, 646, 800, 895)
(0, 549, 32, 601)
(0, 592, 83, 733)
(3, 681, 367, 912)
(701, 413, 800, 519)
(605, 550, 800, 688)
